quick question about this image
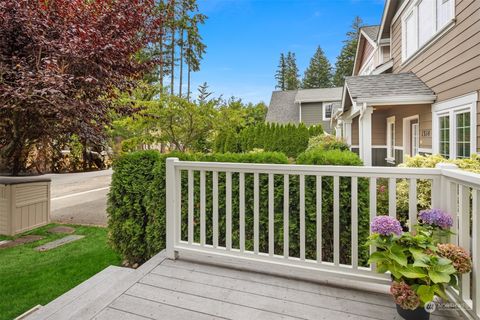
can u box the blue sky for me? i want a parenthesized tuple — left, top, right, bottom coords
(188, 0, 385, 104)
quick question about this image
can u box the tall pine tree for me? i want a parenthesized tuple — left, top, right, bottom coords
(332, 16, 364, 87)
(301, 46, 333, 88)
(275, 53, 287, 91)
(285, 52, 300, 90)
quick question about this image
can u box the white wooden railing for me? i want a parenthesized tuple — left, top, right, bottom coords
(165, 158, 480, 319)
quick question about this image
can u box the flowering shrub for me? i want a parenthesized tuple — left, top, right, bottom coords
(306, 134, 350, 152)
(370, 216, 403, 236)
(418, 209, 454, 230)
(390, 281, 420, 310)
(437, 243, 472, 274)
(367, 213, 472, 308)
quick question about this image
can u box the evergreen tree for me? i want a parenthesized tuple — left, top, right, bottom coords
(197, 82, 213, 104)
(301, 46, 333, 88)
(285, 52, 300, 90)
(275, 53, 287, 91)
(332, 16, 364, 87)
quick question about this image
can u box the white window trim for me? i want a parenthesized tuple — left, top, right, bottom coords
(432, 92, 478, 159)
(323, 102, 333, 121)
(401, 0, 455, 64)
(386, 116, 396, 161)
(402, 115, 420, 161)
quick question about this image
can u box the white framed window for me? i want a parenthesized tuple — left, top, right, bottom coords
(387, 116, 396, 160)
(323, 103, 333, 121)
(432, 92, 477, 159)
(402, 0, 454, 61)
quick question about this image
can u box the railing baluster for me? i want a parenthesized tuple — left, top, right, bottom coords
(300, 174, 305, 261)
(472, 189, 480, 317)
(283, 174, 289, 259)
(239, 172, 245, 253)
(226, 172, 232, 251)
(254, 172, 259, 254)
(459, 185, 471, 301)
(200, 170, 206, 246)
(316, 175, 322, 263)
(449, 182, 459, 245)
(408, 178, 417, 231)
(351, 176, 358, 270)
(369, 177, 377, 270)
(176, 168, 181, 245)
(388, 178, 396, 218)
(333, 176, 340, 266)
(268, 173, 274, 256)
(188, 170, 194, 245)
(212, 171, 219, 248)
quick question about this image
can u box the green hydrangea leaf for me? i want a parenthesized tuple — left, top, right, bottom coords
(429, 270, 451, 284)
(417, 285, 435, 304)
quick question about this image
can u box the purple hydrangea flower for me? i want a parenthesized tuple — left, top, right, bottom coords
(371, 216, 403, 236)
(418, 209, 453, 229)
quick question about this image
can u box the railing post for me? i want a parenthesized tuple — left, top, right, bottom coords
(166, 157, 179, 260)
(435, 163, 458, 212)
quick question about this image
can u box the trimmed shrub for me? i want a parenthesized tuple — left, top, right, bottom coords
(296, 149, 369, 264)
(108, 148, 370, 266)
(214, 123, 323, 158)
(107, 150, 160, 263)
(306, 134, 350, 152)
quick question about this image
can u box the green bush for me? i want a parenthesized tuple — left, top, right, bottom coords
(108, 148, 370, 266)
(306, 134, 350, 152)
(214, 123, 323, 158)
(395, 154, 480, 218)
(107, 150, 160, 263)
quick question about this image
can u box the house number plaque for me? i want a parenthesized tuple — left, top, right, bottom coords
(421, 129, 431, 137)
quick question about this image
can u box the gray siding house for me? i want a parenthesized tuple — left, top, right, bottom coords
(266, 87, 343, 133)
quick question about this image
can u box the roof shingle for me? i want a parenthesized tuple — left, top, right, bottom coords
(345, 72, 435, 102)
(361, 26, 380, 43)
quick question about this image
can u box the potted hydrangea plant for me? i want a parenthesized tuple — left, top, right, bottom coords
(367, 210, 472, 320)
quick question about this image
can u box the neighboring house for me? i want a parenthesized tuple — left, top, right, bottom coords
(335, 0, 479, 166)
(266, 87, 343, 133)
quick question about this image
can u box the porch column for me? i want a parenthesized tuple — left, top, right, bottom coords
(343, 119, 352, 145)
(359, 107, 373, 166)
(335, 120, 343, 139)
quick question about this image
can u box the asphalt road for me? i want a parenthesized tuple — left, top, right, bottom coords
(46, 169, 112, 226)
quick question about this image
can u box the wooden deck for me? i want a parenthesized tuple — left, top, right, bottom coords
(25, 251, 463, 320)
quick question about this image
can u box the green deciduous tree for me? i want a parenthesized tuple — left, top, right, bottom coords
(333, 16, 364, 87)
(302, 46, 333, 88)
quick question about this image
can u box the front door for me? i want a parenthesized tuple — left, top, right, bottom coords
(411, 121, 419, 156)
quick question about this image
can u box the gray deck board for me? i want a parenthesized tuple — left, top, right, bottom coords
(27, 251, 464, 320)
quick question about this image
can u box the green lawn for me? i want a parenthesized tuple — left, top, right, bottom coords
(0, 224, 121, 320)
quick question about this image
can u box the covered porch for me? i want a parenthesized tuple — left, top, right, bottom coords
(337, 73, 436, 166)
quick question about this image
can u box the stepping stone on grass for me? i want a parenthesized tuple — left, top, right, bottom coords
(35, 235, 85, 252)
(47, 226, 76, 234)
(0, 235, 44, 249)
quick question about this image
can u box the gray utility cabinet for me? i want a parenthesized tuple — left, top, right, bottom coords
(0, 177, 51, 236)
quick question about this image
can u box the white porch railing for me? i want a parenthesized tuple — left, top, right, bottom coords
(165, 158, 480, 319)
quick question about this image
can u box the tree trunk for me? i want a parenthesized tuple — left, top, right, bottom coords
(187, 62, 191, 101)
(170, 0, 176, 96)
(179, 27, 184, 97)
(158, 0, 164, 91)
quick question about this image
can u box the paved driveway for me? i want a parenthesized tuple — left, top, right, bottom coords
(46, 170, 112, 226)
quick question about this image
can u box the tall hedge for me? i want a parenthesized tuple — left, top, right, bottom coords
(214, 123, 323, 157)
(108, 148, 369, 266)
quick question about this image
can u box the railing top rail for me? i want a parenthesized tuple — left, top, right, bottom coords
(441, 168, 480, 189)
(168, 158, 441, 177)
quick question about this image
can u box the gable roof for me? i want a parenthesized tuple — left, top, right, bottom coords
(361, 26, 380, 44)
(294, 87, 343, 103)
(266, 90, 299, 123)
(344, 72, 436, 105)
(266, 88, 343, 123)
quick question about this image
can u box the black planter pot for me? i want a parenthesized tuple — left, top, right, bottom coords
(396, 304, 430, 320)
